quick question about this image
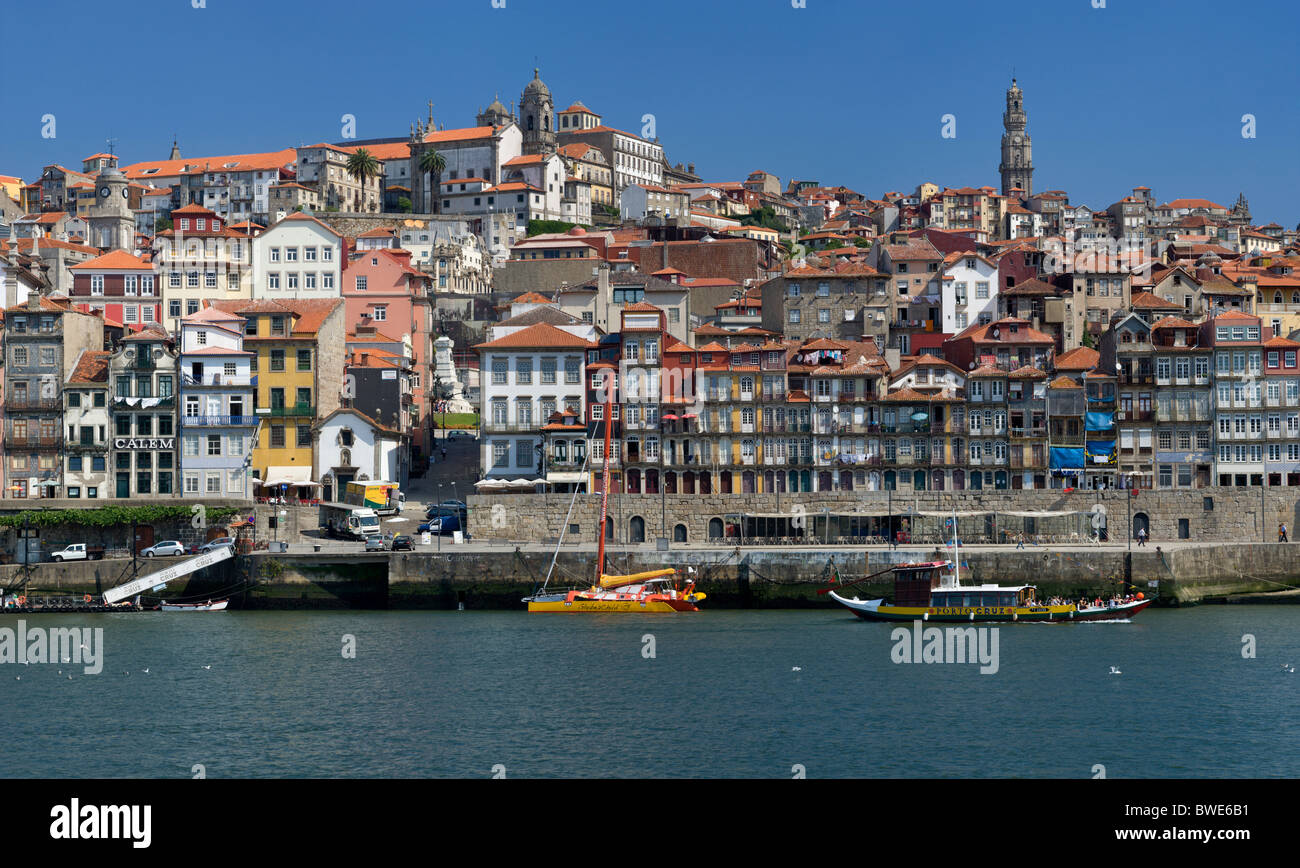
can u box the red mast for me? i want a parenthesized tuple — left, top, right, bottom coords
(595, 369, 613, 582)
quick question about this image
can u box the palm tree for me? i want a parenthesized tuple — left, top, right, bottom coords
(417, 148, 446, 214)
(345, 148, 380, 212)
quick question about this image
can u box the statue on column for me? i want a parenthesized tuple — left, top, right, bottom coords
(433, 335, 473, 414)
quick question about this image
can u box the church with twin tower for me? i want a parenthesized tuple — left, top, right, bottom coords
(999, 78, 1033, 196)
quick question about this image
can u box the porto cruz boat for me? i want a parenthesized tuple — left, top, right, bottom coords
(523, 375, 703, 614)
(825, 513, 1150, 623)
(827, 561, 1150, 622)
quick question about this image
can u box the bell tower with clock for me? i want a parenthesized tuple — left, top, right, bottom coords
(85, 166, 134, 251)
(999, 78, 1033, 197)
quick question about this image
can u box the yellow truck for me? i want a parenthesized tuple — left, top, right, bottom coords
(343, 481, 405, 515)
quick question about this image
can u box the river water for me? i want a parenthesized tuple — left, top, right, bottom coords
(1, 606, 1296, 778)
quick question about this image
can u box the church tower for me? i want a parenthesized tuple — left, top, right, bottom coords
(999, 79, 1033, 197)
(520, 68, 556, 156)
(85, 166, 134, 251)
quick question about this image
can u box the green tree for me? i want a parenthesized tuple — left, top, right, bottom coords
(397, 197, 413, 213)
(417, 148, 446, 214)
(345, 148, 381, 213)
(155, 217, 172, 232)
(1081, 329, 1095, 349)
(853, 237, 870, 248)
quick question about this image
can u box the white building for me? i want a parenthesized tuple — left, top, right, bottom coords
(250, 213, 343, 300)
(314, 408, 404, 501)
(940, 252, 1000, 333)
(620, 184, 690, 222)
(473, 322, 594, 481)
(178, 307, 259, 499)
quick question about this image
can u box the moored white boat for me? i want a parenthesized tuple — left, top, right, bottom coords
(159, 599, 229, 612)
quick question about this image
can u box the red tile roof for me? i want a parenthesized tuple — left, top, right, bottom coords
(474, 322, 596, 350)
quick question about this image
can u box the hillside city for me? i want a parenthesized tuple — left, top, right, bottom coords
(2, 74, 1299, 508)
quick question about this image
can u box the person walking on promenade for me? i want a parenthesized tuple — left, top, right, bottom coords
(1016, 533, 1025, 550)
(1136, 527, 1148, 547)
(1280, 523, 1289, 543)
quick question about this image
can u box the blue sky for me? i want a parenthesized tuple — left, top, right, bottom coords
(3, 0, 1298, 224)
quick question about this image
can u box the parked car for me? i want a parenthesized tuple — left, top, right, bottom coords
(418, 513, 461, 535)
(447, 430, 474, 439)
(199, 537, 235, 553)
(390, 535, 414, 551)
(364, 536, 386, 552)
(142, 541, 185, 558)
(439, 500, 467, 512)
(50, 544, 105, 562)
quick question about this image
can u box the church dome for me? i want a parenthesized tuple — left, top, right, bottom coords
(568, 226, 586, 236)
(486, 95, 507, 115)
(523, 68, 550, 96)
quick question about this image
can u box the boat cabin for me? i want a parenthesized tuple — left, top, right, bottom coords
(929, 586, 1035, 608)
(891, 562, 946, 607)
(892, 561, 1038, 608)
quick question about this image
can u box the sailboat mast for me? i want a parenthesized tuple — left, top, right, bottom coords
(595, 370, 614, 581)
(952, 506, 959, 585)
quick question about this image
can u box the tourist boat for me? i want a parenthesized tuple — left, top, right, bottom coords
(827, 561, 1150, 622)
(158, 599, 229, 612)
(523, 379, 703, 614)
(826, 514, 1150, 622)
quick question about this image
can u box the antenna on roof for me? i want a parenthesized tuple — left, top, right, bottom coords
(105, 136, 118, 158)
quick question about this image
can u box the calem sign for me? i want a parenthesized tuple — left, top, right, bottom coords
(113, 437, 176, 450)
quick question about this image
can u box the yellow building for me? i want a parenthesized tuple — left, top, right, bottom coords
(0, 173, 23, 204)
(208, 298, 345, 496)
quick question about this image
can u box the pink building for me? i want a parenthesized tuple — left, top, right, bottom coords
(342, 248, 435, 457)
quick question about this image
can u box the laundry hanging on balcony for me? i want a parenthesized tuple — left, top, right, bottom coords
(1085, 440, 1117, 465)
(1085, 412, 1114, 431)
(1049, 447, 1086, 472)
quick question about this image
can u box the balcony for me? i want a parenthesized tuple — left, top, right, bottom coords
(258, 404, 316, 418)
(1010, 426, 1047, 438)
(880, 422, 932, 434)
(182, 415, 261, 427)
(183, 374, 255, 387)
(3, 434, 63, 450)
(113, 395, 175, 410)
(2, 397, 62, 412)
(1115, 409, 1153, 422)
(66, 439, 106, 452)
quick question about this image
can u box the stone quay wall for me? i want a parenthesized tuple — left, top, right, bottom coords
(467, 489, 1300, 546)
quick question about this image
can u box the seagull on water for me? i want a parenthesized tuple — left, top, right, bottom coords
(791, 666, 802, 672)
(142, 668, 150, 674)
(1109, 666, 1122, 675)
(202, 665, 212, 670)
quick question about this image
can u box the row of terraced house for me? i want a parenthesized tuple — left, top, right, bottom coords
(476, 294, 1300, 495)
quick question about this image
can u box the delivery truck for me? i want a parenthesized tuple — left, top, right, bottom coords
(319, 503, 382, 540)
(344, 481, 405, 515)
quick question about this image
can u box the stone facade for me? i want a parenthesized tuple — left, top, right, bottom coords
(468, 488, 1300, 547)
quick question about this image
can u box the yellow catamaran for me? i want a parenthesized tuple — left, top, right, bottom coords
(524, 374, 703, 613)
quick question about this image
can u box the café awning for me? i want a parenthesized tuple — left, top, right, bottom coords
(262, 465, 315, 487)
(545, 472, 586, 484)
